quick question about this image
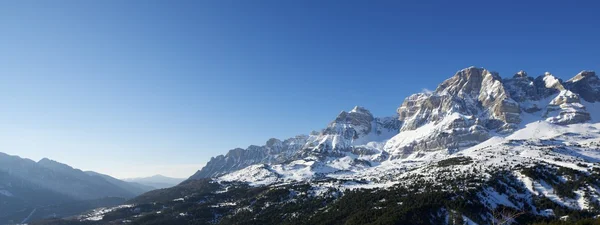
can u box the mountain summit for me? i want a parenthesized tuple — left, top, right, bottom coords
(190, 106, 400, 179)
(193, 67, 599, 180)
(51, 67, 600, 225)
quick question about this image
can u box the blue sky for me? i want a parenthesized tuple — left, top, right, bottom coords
(0, 1, 598, 178)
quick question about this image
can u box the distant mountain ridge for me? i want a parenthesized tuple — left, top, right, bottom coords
(0, 152, 152, 224)
(85, 171, 155, 193)
(123, 175, 184, 189)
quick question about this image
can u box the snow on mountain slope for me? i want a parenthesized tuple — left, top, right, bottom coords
(214, 120, 600, 216)
(565, 71, 600, 103)
(189, 135, 310, 179)
(384, 112, 487, 157)
(59, 67, 600, 225)
(202, 68, 600, 219)
(386, 67, 523, 158)
(191, 106, 400, 179)
(298, 106, 400, 160)
(192, 67, 600, 186)
(385, 68, 598, 158)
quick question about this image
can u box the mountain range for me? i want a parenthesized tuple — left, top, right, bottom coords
(191, 67, 600, 181)
(29, 67, 600, 225)
(123, 175, 184, 189)
(0, 153, 160, 224)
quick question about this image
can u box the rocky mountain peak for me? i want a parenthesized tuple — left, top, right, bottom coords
(513, 70, 528, 78)
(542, 72, 565, 90)
(349, 106, 371, 115)
(191, 66, 600, 181)
(386, 67, 522, 157)
(304, 106, 398, 155)
(332, 106, 374, 129)
(387, 66, 600, 158)
(190, 106, 398, 179)
(435, 67, 494, 96)
(571, 70, 597, 80)
(565, 70, 600, 103)
(411, 67, 519, 129)
(265, 138, 283, 149)
(504, 71, 536, 102)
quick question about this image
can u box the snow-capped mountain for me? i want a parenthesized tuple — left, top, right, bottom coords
(385, 68, 595, 158)
(47, 67, 600, 225)
(181, 67, 600, 224)
(565, 70, 600, 103)
(297, 106, 401, 160)
(193, 67, 599, 181)
(190, 106, 401, 179)
(189, 135, 310, 179)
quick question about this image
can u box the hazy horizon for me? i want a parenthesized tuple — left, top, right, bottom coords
(1, 1, 598, 179)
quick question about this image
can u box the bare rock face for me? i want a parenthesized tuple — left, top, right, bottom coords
(387, 67, 521, 158)
(385, 113, 489, 158)
(544, 90, 591, 125)
(532, 72, 591, 125)
(565, 71, 600, 103)
(501, 70, 591, 125)
(190, 67, 600, 180)
(397, 93, 459, 131)
(189, 135, 309, 179)
(503, 70, 560, 113)
(399, 67, 522, 132)
(436, 67, 521, 127)
(300, 106, 401, 159)
(191, 106, 400, 179)
(386, 67, 598, 158)
(327, 106, 375, 138)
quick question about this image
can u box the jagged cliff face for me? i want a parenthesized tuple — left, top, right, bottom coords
(189, 135, 309, 179)
(300, 106, 400, 158)
(190, 106, 401, 179)
(191, 67, 599, 179)
(138, 67, 600, 225)
(436, 67, 521, 127)
(385, 67, 597, 158)
(503, 70, 559, 112)
(398, 68, 521, 132)
(565, 71, 600, 103)
(386, 67, 520, 158)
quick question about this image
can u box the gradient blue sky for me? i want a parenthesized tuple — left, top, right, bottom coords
(0, 1, 598, 178)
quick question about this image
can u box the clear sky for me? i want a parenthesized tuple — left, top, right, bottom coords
(0, 1, 598, 179)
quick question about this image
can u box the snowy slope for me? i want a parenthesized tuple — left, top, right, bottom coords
(211, 120, 600, 224)
(217, 121, 600, 187)
(194, 68, 600, 184)
(191, 106, 400, 179)
(61, 67, 600, 225)
(204, 68, 600, 222)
